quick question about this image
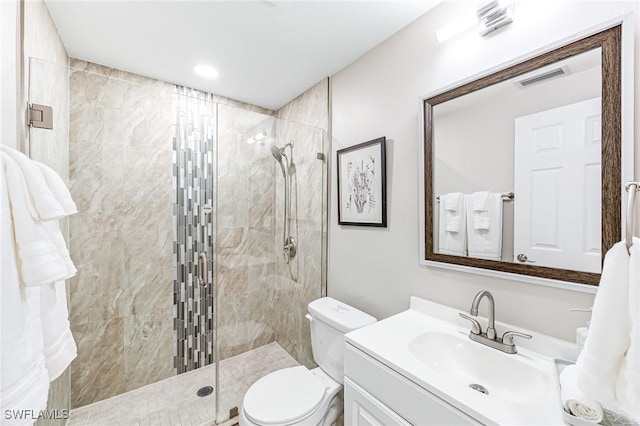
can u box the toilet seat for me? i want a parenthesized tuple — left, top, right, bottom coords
(243, 366, 327, 425)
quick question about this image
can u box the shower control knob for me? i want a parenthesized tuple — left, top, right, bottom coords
(284, 236, 297, 261)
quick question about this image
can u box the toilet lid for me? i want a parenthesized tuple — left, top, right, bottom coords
(244, 366, 327, 425)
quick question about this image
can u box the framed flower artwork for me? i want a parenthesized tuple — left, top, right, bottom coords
(337, 137, 387, 227)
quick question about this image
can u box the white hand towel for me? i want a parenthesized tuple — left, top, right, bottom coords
(615, 237, 639, 421)
(466, 193, 503, 260)
(471, 191, 492, 230)
(0, 165, 50, 422)
(40, 281, 77, 381)
(576, 241, 630, 403)
(560, 365, 604, 423)
(438, 194, 466, 256)
(442, 192, 464, 232)
(1, 153, 74, 286)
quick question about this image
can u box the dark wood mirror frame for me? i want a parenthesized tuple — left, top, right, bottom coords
(423, 25, 621, 286)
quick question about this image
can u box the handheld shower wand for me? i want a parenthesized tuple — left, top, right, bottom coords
(270, 142, 296, 263)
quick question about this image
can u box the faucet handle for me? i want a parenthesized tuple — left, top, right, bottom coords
(459, 313, 482, 335)
(502, 331, 532, 345)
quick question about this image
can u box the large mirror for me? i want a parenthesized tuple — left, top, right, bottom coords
(422, 25, 623, 286)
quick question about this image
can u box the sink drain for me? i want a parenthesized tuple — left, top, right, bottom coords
(469, 384, 489, 395)
(197, 386, 214, 397)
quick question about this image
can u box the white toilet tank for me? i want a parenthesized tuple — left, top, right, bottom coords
(307, 297, 376, 384)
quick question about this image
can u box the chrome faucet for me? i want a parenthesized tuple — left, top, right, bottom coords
(459, 290, 532, 354)
(470, 290, 496, 340)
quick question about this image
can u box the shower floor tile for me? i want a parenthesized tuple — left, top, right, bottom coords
(67, 342, 299, 426)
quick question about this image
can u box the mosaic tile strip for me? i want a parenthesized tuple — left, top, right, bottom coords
(173, 87, 216, 374)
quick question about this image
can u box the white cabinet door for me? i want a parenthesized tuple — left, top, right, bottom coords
(514, 97, 601, 272)
(344, 378, 411, 426)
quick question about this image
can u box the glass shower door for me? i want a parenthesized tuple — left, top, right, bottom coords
(214, 103, 327, 423)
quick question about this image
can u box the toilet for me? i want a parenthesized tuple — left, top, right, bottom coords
(239, 297, 376, 426)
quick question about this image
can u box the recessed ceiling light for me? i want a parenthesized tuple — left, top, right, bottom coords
(194, 65, 219, 79)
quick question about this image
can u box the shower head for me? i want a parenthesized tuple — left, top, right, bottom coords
(270, 145, 284, 162)
(271, 145, 288, 177)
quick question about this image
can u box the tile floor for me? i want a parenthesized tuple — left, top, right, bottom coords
(67, 342, 299, 426)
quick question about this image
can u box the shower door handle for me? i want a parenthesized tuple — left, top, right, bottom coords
(198, 253, 208, 287)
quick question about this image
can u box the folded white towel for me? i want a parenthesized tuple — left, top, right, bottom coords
(615, 237, 639, 421)
(466, 193, 503, 260)
(438, 194, 466, 256)
(444, 192, 462, 210)
(560, 365, 604, 423)
(1, 152, 74, 286)
(576, 241, 630, 403)
(442, 192, 464, 232)
(471, 191, 490, 211)
(0, 163, 50, 422)
(471, 191, 492, 230)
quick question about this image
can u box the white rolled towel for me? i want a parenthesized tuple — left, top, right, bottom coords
(560, 365, 604, 423)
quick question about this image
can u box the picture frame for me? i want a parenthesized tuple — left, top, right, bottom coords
(337, 137, 387, 227)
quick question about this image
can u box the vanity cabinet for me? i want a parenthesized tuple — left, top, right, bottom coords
(344, 378, 411, 426)
(344, 343, 481, 426)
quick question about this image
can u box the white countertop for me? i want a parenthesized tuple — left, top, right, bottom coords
(345, 296, 576, 425)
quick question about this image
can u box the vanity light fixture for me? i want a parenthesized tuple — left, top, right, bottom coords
(477, 0, 513, 37)
(435, 0, 514, 43)
(194, 64, 219, 79)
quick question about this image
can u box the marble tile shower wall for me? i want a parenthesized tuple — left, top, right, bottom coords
(69, 60, 175, 407)
(68, 61, 281, 407)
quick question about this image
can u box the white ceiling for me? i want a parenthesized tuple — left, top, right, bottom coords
(45, 0, 441, 110)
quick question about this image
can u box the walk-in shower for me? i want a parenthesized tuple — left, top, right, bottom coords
(271, 142, 297, 264)
(26, 57, 327, 425)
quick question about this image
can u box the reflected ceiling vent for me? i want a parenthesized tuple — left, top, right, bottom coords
(515, 66, 571, 88)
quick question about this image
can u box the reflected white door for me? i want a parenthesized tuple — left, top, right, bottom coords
(514, 97, 601, 273)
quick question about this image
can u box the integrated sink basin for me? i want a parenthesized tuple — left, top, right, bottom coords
(344, 296, 574, 424)
(408, 331, 554, 405)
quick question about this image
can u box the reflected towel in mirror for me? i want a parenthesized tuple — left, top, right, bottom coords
(438, 193, 466, 256)
(443, 192, 464, 232)
(471, 191, 491, 230)
(466, 193, 502, 260)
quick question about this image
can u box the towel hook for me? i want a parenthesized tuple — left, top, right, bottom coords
(625, 181, 639, 254)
